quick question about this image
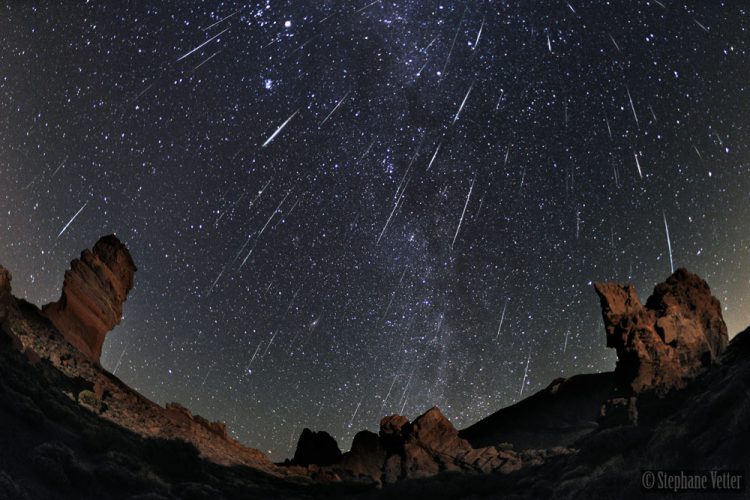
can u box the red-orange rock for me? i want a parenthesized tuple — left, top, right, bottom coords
(594, 268, 728, 396)
(42, 235, 136, 364)
(409, 407, 471, 457)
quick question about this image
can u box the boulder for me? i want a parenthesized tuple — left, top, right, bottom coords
(409, 407, 471, 457)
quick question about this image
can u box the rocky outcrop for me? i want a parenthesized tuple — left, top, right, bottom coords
(289, 407, 572, 485)
(0, 238, 277, 475)
(5, 293, 277, 473)
(42, 235, 136, 364)
(594, 269, 729, 426)
(292, 429, 343, 466)
(385, 407, 563, 479)
(594, 268, 727, 396)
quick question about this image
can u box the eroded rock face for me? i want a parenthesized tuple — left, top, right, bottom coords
(594, 268, 727, 396)
(42, 235, 136, 364)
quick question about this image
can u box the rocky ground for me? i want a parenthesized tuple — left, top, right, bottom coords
(0, 236, 747, 499)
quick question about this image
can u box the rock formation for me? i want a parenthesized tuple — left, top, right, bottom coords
(298, 269, 730, 484)
(292, 429, 343, 466)
(288, 406, 572, 485)
(0, 238, 277, 475)
(42, 235, 136, 364)
(594, 268, 727, 396)
(2, 236, 744, 499)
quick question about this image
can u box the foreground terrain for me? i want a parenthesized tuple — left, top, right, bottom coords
(0, 236, 747, 499)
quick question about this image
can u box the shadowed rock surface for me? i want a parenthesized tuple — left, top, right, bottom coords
(292, 429, 343, 466)
(459, 372, 615, 449)
(338, 431, 386, 483)
(0, 267, 12, 323)
(41, 235, 136, 364)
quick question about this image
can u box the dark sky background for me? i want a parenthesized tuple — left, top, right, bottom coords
(1, 1, 749, 460)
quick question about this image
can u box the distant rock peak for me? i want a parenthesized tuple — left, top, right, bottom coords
(291, 428, 343, 466)
(42, 235, 136, 364)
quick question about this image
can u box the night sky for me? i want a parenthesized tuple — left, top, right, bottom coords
(1, 1, 749, 460)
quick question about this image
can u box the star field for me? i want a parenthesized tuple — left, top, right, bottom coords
(1, 1, 749, 460)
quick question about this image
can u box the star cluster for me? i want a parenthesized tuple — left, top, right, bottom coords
(1, 1, 749, 460)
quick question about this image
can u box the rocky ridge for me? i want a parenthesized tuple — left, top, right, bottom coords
(0, 237, 277, 475)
